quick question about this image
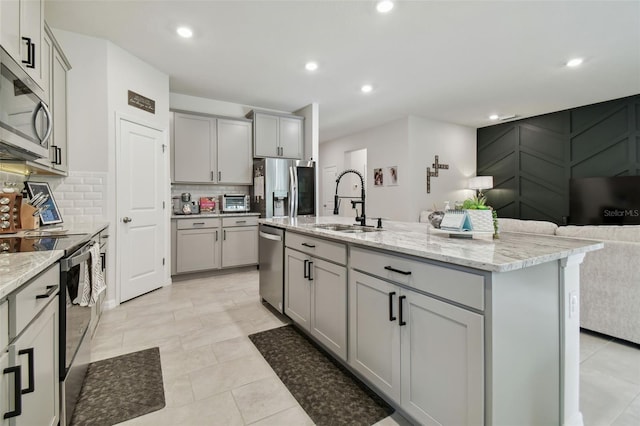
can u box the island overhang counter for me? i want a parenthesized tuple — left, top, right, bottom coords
(260, 216, 603, 426)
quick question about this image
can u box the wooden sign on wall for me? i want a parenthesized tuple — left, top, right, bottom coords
(128, 90, 155, 114)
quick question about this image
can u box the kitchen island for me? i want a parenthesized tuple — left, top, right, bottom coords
(260, 216, 603, 426)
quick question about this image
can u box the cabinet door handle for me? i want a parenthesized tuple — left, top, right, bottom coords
(303, 259, 309, 278)
(301, 242, 316, 248)
(218, 171, 221, 181)
(18, 348, 35, 394)
(100, 252, 106, 271)
(2, 366, 22, 419)
(384, 265, 411, 276)
(388, 291, 397, 321)
(35, 285, 58, 299)
(29, 41, 36, 69)
(223, 230, 226, 240)
(56, 147, 62, 165)
(21, 37, 34, 68)
(308, 261, 313, 281)
(399, 295, 407, 326)
(211, 171, 214, 181)
(215, 230, 218, 241)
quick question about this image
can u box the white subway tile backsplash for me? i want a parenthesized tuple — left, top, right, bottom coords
(64, 192, 84, 200)
(49, 171, 107, 222)
(74, 184, 93, 192)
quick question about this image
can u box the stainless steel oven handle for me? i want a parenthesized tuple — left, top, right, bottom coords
(32, 101, 53, 146)
(60, 241, 95, 271)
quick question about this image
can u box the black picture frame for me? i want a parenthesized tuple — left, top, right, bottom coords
(24, 181, 63, 226)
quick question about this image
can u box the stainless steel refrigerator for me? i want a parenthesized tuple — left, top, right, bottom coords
(252, 158, 316, 218)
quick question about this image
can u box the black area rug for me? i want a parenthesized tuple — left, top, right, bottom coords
(249, 325, 394, 426)
(70, 347, 165, 426)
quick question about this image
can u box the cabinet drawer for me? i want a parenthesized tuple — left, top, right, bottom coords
(286, 232, 346, 265)
(222, 216, 258, 227)
(0, 300, 7, 350)
(176, 218, 220, 229)
(10, 263, 60, 339)
(350, 247, 484, 311)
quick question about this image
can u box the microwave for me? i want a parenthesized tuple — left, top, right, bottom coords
(222, 194, 250, 212)
(0, 46, 51, 161)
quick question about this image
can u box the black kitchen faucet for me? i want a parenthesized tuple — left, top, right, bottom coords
(333, 169, 367, 226)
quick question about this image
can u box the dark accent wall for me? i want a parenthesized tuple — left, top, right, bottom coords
(477, 94, 640, 224)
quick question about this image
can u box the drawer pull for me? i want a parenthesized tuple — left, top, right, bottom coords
(399, 295, 407, 326)
(35, 285, 58, 299)
(388, 291, 397, 321)
(301, 242, 316, 248)
(384, 265, 411, 276)
(2, 366, 22, 418)
(303, 259, 309, 278)
(18, 348, 35, 394)
(192, 222, 206, 226)
(235, 220, 247, 224)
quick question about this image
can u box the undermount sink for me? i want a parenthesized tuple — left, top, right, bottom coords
(313, 223, 381, 233)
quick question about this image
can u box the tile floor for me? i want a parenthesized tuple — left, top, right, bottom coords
(88, 270, 640, 425)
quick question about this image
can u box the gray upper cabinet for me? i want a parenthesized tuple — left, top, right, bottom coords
(251, 111, 303, 159)
(171, 112, 252, 184)
(172, 112, 217, 183)
(0, 0, 45, 90)
(217, 119, 252, 184)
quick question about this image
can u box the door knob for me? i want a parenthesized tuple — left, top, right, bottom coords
(122, 217, 132, 223)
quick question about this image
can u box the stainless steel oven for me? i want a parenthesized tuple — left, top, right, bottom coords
(59, 237, 97, 426)
(0, 46, 52, 161)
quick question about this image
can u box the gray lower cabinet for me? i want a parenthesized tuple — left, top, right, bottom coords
(221, 222, 258, 268)
(173, 216, 259, 274)
(3, 264, 60, 426)
(349, 249, 484, 425)
(284, 233, 347, 360)
(175, 218, 221, 274)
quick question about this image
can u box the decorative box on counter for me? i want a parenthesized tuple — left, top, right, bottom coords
(199, 197, 217, 213)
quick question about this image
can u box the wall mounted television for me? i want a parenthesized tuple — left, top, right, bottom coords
(569, 176, 640, 225)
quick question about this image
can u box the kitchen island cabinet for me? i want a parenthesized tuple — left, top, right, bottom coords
(285, 232, 347, 360)
(260, 216, 603, 426)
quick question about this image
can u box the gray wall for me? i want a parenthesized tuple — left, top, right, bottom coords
(477, 94, 640, 224)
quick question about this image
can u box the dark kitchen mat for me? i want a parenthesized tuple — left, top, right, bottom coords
(70, 347, 165, 426)
(249, 325, 394, 426)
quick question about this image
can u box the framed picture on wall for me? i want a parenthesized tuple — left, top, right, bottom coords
(387, 166, 398, 186)
(374, 168, 384, 186)
(24, 182, 63, 225)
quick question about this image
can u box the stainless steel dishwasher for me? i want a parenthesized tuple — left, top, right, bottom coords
(259, 224, 285, 313)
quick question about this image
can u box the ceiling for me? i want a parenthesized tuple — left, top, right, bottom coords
(45, 0, 640, 142)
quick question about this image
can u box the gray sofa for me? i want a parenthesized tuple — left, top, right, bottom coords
(498, 218, 640, 344)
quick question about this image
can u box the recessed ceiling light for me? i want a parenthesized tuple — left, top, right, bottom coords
(305, 62, 318, 71)
(489, 114, 499, 120)
(361, 84, 373, 93)
(376, 0, 395, 13)
(566, 58, 583, 67)
(176, 26, 193, 38)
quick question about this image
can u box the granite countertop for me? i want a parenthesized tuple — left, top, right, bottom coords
(0, 221, 110, 300)
(172, 212, 260, 219)
(260, 216, 604, 272)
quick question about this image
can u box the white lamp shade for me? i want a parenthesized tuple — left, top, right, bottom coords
(469, 176, 493, 190)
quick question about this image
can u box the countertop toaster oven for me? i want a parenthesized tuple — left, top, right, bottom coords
(222, 194, 250, 212)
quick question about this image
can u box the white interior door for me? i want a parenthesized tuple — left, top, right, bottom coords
(322, 165, 337, 216)
(117, 119, 166, 302)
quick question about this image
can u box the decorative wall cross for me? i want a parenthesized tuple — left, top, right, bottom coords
(426, 155, 449, 193)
